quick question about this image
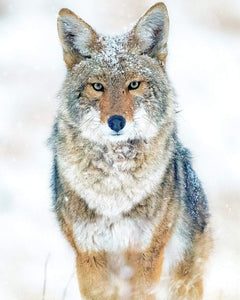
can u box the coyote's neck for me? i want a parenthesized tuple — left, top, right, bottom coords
(57, 124, 174, 217)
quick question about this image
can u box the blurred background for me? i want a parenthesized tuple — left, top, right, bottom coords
(0, 0, 239, 299)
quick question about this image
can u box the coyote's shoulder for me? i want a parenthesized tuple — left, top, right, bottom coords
(51, 2, 212, 299)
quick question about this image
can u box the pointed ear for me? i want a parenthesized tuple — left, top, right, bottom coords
(57, 8, 97, 69)
(133, 3, 169, 64)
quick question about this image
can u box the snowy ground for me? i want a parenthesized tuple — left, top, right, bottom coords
(0, 0, 240, 299)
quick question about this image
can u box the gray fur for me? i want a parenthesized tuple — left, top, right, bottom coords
(50, 3, 211, 299)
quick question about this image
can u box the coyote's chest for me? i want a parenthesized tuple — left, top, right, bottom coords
(73, 214, 158, 252)
(59, 143, 168, 217)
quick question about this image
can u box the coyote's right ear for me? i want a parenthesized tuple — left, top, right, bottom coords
(57, 9, 97, 69)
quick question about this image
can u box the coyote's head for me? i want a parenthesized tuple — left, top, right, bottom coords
(57, 3, 174, 144)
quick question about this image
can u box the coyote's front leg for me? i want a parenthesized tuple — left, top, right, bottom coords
(167, 231, 211, 300)
(125, 248, 165, 300)
(76, 252, 119, 300)
(76, 248, 165, 300)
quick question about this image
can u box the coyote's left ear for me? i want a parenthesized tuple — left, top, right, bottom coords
(133, 2, 169, 64)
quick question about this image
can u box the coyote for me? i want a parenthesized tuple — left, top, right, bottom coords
(51, 2, 212, 299)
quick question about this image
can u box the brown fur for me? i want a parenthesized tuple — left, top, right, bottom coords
(99, 86, 136, 123)
(52, 3, 212, 299)
(123, 169, 178, 299)
(169, 230, 212, 300)
(58, 8, 99, 69)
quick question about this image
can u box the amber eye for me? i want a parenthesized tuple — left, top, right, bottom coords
(128, 81, 141, 90)
(92, 82, 104, 92)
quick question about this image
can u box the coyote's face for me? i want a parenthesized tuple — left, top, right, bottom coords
(58, 4, 174, 144)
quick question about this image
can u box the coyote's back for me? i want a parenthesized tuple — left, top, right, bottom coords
(51, 3, 212, 299)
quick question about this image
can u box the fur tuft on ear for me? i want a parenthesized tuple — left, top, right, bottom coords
(57, 8, 97, 68)
(134, 2, 169, 64)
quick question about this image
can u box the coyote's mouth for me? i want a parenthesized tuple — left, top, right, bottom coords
(111, 133, 122, 136)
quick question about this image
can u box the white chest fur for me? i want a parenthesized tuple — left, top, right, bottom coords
(73, 215, 157, 252)
(59, 143, 169, 217)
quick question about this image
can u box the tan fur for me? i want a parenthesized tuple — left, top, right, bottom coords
(99, 86, 135, 123)
(57, 8, 99, 69)
(85, 78, 147, 124)
(124, 168, 176, 298)
(168, 229, 212, 300)
(132, 2, 169, 64)
(76, 252, 111, 300)
(52, 3, 212, 299)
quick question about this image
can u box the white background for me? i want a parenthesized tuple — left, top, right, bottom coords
(0, 0, 240, 299)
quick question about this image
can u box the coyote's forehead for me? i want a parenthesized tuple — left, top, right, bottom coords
(93, 35, 152, 75)
(78, 35, 158, 82)
(96, 35, 132, 71)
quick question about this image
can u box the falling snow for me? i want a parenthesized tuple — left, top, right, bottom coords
(0, 0, 240, 299)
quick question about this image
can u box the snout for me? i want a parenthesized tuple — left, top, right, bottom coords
(108, 115, 126, 133)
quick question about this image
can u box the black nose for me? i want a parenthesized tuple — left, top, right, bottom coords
(108, 115, 126, 132)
